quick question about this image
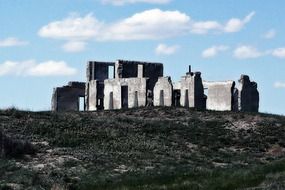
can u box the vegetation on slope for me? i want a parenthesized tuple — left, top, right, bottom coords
(0, 107, 285, 190)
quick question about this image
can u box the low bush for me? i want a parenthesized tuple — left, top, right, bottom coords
(0, 130, 36, 158)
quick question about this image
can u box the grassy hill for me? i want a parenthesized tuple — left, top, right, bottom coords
(0, 107, 285, 190)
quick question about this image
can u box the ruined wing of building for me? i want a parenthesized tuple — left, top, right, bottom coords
(51, 60, 259, 112)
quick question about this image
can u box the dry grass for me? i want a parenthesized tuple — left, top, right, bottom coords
(0, 107, 285, 189)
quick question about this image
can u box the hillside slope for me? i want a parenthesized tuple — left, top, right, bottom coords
(0, 107, 285, 190)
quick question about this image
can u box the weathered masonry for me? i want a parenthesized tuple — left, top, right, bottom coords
(203, 81, 236, 111)
(85, 60, 163, 111)
(51, 59, 260, 112)
(203, 75, 259, 112)
(236, 75, 259, 112)
(51, 82, 85, 111)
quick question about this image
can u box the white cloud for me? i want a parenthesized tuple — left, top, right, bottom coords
(101, 0, 171, 6)
(223, 12, 255, 33)
(191, 21, 221, 34)
(0, 37, 29, 47)
(62, 41, 86, 52)
(263, 29, 276, 39)
(100, 9, 191, 40)
(191, 12, 255, 34)
(272, 48, 285, 58)
(0, 60, 77, 77)
(233, 45, 263, 59)
(155, 43, 179, 55)
(38, 13, 102, 40)
(202, 45, 229, 58)
(39, 10, 255, 42)
(232, 46, 285, 59)
(274, 82, 285, 89)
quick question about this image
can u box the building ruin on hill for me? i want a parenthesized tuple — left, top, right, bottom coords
(51, 60, 259, 112)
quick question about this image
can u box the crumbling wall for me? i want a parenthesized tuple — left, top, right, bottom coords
(85, 61, 115, 111)
(153, 77, 173, 106)
(51, 82, 85, 111)
(85, 80, 97, 111)
(180, 72, 205, 109)
(87, 61, 115, 81)
(115, 60, 163, 91)
(143, 62, 163, 91)
(115, 60, 138, 78)
(204, 81, 235, 111)
(52, 61, 260, 113)
(237, 75, 259, 112)
(104, 78, 147, 110)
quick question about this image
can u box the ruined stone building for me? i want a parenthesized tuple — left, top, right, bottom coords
(51, 60, 259, 112)
(51, 82, 85, 111)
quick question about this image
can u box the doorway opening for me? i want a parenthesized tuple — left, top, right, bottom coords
(109, 92, 114, 109)
(121, 86, 128, 109)
(159, 90, 164, 106)
(184, 89, 189, 107)
(97, 98, 104, 110)
(134, 91, 139, 108)
(173, 89, 181, 107)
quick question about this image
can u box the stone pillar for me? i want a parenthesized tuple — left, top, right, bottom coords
(237, 75, 259, 112)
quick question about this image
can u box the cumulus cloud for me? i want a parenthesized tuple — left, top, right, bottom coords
(272, 48, 285, 58)
(39, 10, 255, 43)
(223, 12, 255, 33)
(202, 45, 229, 58)
(233, 45, 264, 59)
(232, 46, 285, 59)
(38, 13, 102, 40)
(155, 43, 179, 55)
(274, 82, 285, 89)
(263, 29, 276, 39)
(62, 41, 86, 52)
(101, 0, 171, 6)
(191, 12, 255, 34)
(191, 21, 221, 34)
(0, 37, 29, 47)
(101, 9, 191, 40)
(0, 60, 77, 77)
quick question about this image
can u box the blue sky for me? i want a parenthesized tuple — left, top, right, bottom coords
(0, 0, 284, 114)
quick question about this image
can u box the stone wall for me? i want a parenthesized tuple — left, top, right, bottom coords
(85, 61, 115, 111)
(237, 75, 259, 112)
(51, 82, 85, 111)
(204, 81, 235, 111)
(180, 72, 205, 110)
(153, 77, 173, 106)
(87, 61, 115, 81)
(85, 80, 97, 111)
(115, 60, 163, 91)
(52, 61, 259, 113)
(104, 78, 147, 110)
